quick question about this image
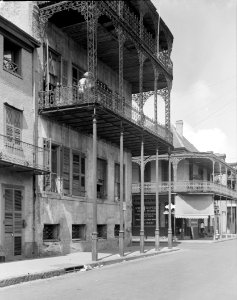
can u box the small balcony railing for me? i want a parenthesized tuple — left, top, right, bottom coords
(132, 180, 237, 199)
(0, 133, 49, 173)
(39, 84, 173, 144)
(3, 57, 19, 74)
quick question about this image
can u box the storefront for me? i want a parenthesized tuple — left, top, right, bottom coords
(175, 194, 215, 239)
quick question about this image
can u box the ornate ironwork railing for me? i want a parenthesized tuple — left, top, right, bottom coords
(37, 1, 172, 74)
(3, 57, 19, 74)
(0, 134, 49, 173)
(132, 180, 237, 199)
(158, 51, 173, 73)
(38, 84, 173, 144)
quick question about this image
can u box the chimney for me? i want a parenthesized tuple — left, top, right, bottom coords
(176, 120, 183, 137)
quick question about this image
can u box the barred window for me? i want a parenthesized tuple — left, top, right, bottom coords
(43, 224, 60, 241)
(72, 224, 86, 240)
(97, 224, 107, 239)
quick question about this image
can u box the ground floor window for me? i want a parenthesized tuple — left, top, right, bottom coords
(97, 224, 107, 239)
(114, 224, 120, 237)
(43, 224, 60, 241)
(72, 224, 86, 240)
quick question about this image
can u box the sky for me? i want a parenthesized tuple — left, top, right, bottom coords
(145, 0, 237, 163)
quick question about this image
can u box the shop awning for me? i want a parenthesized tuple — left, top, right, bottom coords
(175, 195, 214, 219)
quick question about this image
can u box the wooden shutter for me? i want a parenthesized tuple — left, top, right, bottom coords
(43, 138, 51, 191)
(5, 106, 22, 145)
(4, 189, 13, 234)
(63, 147, 70, 194)
(62, 59, 68, 86)
(72, 152, 80, 196)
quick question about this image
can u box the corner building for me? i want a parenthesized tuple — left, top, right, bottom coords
(0, 1, 174, 259)
(132, 121, 237, 240)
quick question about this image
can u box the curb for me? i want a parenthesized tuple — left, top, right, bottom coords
(0, 248, 180, 288)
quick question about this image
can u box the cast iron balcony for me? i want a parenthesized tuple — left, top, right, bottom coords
(0, 133, 49, 174)
(38, 83, 173, 145)
(132, 180, 237, 199)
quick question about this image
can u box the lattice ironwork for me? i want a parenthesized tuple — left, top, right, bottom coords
(38, 83, 172, 143)
(37, 1, 173, 76)
(87, 1, 98, 88)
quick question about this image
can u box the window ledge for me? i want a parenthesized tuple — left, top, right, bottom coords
(43, 240, 60, 243)
(3, 67, 23, 79)
(72, 239, 86, 242)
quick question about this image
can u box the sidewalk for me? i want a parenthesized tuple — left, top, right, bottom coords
(0, 243, 180, 288)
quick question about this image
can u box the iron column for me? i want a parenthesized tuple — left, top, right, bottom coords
(92, 108, 97, 261)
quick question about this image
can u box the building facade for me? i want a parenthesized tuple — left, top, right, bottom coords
(132, 121, 237, 240)
(0, 15, 49, 261)
(0, 1, 174, 260)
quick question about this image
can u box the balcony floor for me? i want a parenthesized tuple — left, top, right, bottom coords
(39, 102, 172, 156)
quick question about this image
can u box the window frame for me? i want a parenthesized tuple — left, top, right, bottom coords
(5, 104, 22, 149)
(97, 224, 107, 239)
(43, 224, 60, 242)
(114, 163, 126, 201)
(72, 224, 86, 241)
(97, 158, 107, 199)
(3, 37, 22, 77)
(71, 150, 86, 197)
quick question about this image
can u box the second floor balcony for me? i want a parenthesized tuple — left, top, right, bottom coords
(39, 84, 173, 156)
(132, 180, 237, 200)
(0, 134, 49, 174)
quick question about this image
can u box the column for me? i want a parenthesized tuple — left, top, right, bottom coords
(168, 152, 172, 248)
(219, 163, 222, 185)
(92, 109, 97, 261)
(140, 137, 145, 253)
(87, 1, 97, 92)
(154, 69, 158, 127)
(212, 161, 215, 183)
(225, 167, 228, 187)
(119, 127, 124, 256)
(219, 197, 222, 239)
(213, 197, 216, 241)
(155, 147, 160, 251)
(230, 199, 233, 234)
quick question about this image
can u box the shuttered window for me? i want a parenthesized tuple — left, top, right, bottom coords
(97, 159, 107, 198)
(5, 105, 22, 146)
(63, 147, 70, 195)
(62, 59, 68, 86)
(48, 49, 61, 90)
(72, 151, 85, 196)
(114, 163, 125, 201)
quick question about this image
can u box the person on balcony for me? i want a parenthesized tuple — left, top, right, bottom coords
(78, 72, 94, 93)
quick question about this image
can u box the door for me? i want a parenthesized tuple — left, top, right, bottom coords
(4, 188, 23, 260)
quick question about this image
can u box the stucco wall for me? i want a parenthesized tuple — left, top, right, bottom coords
(36, 118, 132, 255)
